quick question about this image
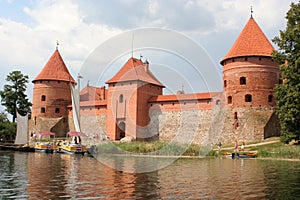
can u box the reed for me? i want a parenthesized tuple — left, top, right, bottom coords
(96, 141, 212, 156)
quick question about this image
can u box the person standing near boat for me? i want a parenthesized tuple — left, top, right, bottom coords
(234, 140, 239, 154)
(217, 141, 222, 152)
(241, 141, 245, 152)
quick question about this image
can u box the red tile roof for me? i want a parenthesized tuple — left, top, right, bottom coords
(67, 100, 107, 108)
(148, 92, 212, 102)
(33, 50, 75, 83)
(106, 57, 164, 87)
(80, 85, 104, 101)
(220, 17, 274, 65)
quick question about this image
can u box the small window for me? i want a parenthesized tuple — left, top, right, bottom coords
(119, 94, 123, 103)
(245, 57, 248, 61)
(259, 57, 262, 61)
(233, 112, 238, 120)
(216, 100, 221, 105)
(232, 59, 235, 62)
(58, 81, 60, 84)
(224, 80, 227, 88)
(245, 94, 252, 102)
(41, 107, 45, 113)
(227, 96, 232, 104)
(41, 95, 46, 101)
(240, 77, 246, 85)
(55, 108, 60, 113)
(268, 95, 273, 102)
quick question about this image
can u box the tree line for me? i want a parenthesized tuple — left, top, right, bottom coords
(0, 71, 31, 142)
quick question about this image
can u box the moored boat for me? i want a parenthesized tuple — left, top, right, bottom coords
(59, 132, 87, 155)
(225, 151, 258, 159)
(35, 142, 57, 153)
(34, 132, 57, 153)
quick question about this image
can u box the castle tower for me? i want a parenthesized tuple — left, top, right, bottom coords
(31, 49, 75, 137)
(105, 58, 164, 141)
(220, 16, 281, 108)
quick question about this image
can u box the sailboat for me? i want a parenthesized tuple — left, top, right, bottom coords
(15, 112, 29, 145)
(59, 79, 87, 155)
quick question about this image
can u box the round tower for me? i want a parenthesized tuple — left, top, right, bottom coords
(32, 49, 75, 134)
(220, 16, 281, 108)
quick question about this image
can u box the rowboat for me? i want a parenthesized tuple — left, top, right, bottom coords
(225, 151, 258, 159)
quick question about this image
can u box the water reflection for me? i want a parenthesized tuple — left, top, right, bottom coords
(0, 151, 300, 199)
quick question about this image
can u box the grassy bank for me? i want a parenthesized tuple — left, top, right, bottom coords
(97, 141, 217, 157)
(246, 142, 300, 159)
(96, 140, 300, 159)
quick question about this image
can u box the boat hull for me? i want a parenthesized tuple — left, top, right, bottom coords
(225, 151, 258, 159)
(34, 143, 57, 153)
(59, 144, 87, 155)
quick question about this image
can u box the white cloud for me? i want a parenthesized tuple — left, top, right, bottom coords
(0, 0, 297, 115)
(0, 0, 122, 108)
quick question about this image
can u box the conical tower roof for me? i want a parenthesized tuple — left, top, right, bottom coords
(33, 50, 75, 83)
(220, 17, 274, 65)
(106, 57, 164, 87)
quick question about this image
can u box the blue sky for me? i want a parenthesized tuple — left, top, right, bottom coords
(0, 0, 297, 114)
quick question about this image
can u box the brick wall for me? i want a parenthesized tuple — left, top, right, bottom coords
(32, 80, 72, 118)
(223, 56, 280, 108)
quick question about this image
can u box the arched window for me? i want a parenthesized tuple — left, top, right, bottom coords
(268, 95, 273, 102)
(41, 107, 45, 113)
(227, 96, 232, 104)
(216, 99, 221, 105)
(245, 94, 252, 102)
(224, 80, 227, 88)
(233, 112, 238, 120)
(240, 77, 246, 85)
(41, 95, 46, 101)
(119, 94, 123, 103)
(55, 108, 60, 113)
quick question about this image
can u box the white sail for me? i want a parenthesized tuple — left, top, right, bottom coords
(15, 112, 28, 144)
(70, 83, 81, 132)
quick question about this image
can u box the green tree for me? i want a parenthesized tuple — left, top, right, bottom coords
(0, 112, 16, 142)
(0, 71, 32, 122)
(272, 2, 300, 143)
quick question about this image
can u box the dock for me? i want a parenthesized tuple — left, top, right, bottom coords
(0, 143, 35, 152)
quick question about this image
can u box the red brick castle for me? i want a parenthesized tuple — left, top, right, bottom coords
(29, 15, 281, 144)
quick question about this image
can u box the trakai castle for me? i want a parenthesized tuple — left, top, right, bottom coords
(28, 15, 281, 145)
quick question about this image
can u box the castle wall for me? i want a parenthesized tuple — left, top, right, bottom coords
(148, 104, 280, 145)
(28, 116, 69, 140)
(68, 114, 106, 145)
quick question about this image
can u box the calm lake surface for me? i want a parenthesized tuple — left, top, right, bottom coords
(1, 151, 300, 199)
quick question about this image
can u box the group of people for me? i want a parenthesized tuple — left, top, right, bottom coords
(234, 140, 245, 153)
(214, 140, 246, 153)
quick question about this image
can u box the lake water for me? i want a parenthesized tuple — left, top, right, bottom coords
(1, 151, 300, 199)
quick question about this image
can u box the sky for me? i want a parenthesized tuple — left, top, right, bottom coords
(0, 0, 298, 114)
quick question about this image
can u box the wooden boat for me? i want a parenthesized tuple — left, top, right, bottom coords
(59, 132, 87, 155)
(34, 132, 57, 153)
(225, 151, 258, 159)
